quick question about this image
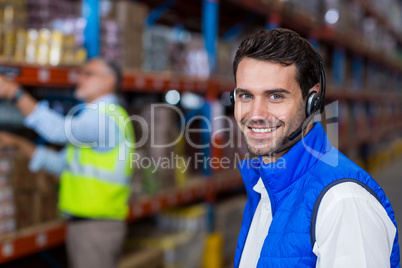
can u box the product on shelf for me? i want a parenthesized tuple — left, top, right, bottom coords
(142, 25, 171, 73)
(287, 0, 321, 19)
(26, 0, 79, 29)
(0, 0, 86, 66)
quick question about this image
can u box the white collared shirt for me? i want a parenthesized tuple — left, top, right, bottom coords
(239, 178, 396, 268)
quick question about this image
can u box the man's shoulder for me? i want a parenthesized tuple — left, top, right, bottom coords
(304, 146, 377, 202)
(311, 146, 371, 182)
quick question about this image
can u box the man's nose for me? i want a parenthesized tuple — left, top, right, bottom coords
(249, 97, 270, 119)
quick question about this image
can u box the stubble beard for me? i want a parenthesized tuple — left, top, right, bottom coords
(241, 104, 306, 160)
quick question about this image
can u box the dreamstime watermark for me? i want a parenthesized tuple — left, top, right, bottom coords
(62, 100, 340, 167)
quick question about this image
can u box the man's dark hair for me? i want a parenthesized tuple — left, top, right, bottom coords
(233, 28, 321, 99)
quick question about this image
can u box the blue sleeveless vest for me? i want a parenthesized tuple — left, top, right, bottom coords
(234, 122, 400, 267)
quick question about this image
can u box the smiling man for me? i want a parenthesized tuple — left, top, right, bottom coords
(232, 29, 400, 268)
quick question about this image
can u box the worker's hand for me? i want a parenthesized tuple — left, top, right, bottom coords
(0, 76, 19, 100)
(0, 131, 21, 148)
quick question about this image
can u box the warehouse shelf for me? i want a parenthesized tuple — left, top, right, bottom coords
(121, 71, 214, 94)
(0, 63, 78, 88)
(0, 170, 243, 264)
(339, 121, 402, 150)
(3, 62, 402, 104)
(0, 63, 227, 95)
(226, 0, 402, 72)
(326, 89, 402, 104)
(353, 0, 402, 45)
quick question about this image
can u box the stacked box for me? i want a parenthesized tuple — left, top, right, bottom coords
(138, 104, 179, 191)
(184, 33, 210, 78)
(12, 153, 59, 229)
(129, 102, 185, 198)
(127, 1, 147, 69)
(101, 19, 123, 66)
(0, 149, 17, 236)
(101, 1, 147, 70)
(0, 150, 59, 231)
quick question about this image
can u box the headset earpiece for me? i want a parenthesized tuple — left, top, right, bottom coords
(306, 91, 320, 117)
(230, 89, 236, 105)
(305, 53, 326, 117)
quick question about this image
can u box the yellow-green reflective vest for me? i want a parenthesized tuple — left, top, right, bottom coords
(59, 104, 135, 220)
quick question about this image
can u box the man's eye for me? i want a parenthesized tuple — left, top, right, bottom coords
(270, 94, 282, 100)
(240, 94, 252, 99)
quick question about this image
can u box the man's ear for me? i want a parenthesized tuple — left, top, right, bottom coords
(308, 84, 320, 95)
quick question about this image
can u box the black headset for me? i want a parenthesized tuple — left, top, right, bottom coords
(230, 51, 326, 141)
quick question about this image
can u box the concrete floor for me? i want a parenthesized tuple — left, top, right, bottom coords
(373, 157, 402, 247)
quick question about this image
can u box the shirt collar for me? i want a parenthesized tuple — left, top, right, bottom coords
(253, 177, 265, 194)
(90, 94, 119, 105)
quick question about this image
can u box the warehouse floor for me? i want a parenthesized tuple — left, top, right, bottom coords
(373, 156, 402, 246)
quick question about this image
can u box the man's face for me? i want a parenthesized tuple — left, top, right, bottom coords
(234, 57, 306, 161)
(75, 60, 115, 102)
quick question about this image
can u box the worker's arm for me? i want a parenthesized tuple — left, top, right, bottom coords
(23, 100, 117, 146)
(313, 182, 396, 268)
(0, 76, 119, 147)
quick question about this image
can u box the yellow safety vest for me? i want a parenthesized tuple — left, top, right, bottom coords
(59, 104, 135, 220)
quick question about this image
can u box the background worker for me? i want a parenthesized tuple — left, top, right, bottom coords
(0, 58, 135, 268)
(232, 29, 399, 267)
